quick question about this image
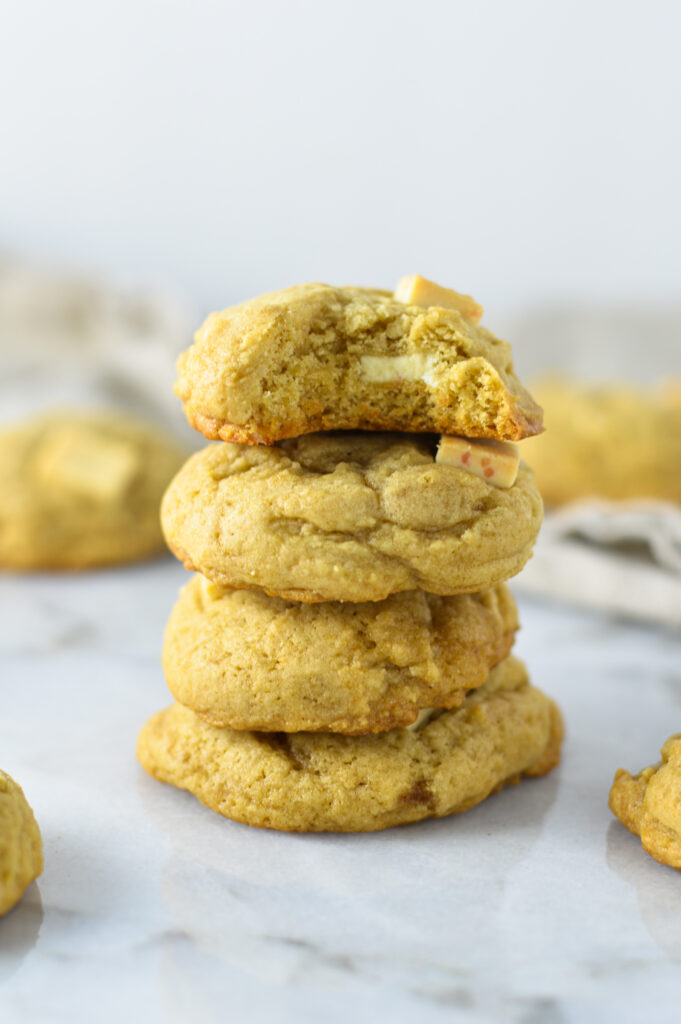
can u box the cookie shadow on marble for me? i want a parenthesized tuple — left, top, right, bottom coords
(0, 884, 44, 981)
(606, 820, 681, 963)
(134, 757, 563, 1016)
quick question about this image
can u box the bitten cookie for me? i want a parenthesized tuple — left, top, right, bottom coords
(0, 771, 43, 915)
(175, 282, 543, 444)
(0, 411, 186, 570)
(161, 432, 543, 603)
(609, 734, 681, 871)
(163, 575, 518, 733)
(523, 378, 681, 505)
(138, 656, 563, 833)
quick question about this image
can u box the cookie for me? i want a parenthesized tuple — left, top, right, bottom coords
(0, 771, 43, 915)
(163, 575, 518, 733)
(0, 411, 186, 570)
(524, 378, 681, 505)
(138, 656, 563, 833)
(161, 432, 543, 603)
(175, 283, 543, 445)
(609, 734, 681, 871)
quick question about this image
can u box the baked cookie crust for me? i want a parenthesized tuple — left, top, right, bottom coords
(609, 734, 681, 871)
(138, 656, 563, 833)
(163, 575, 518, 733)
(0, 771, 43, 916)
(176, 283, 543, 444)
(161, 432, 543, 603)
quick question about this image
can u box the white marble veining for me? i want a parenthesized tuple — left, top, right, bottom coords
(1, 560, 681, 1023)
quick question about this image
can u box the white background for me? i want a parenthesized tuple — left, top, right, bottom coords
(1, 0, 680, 323)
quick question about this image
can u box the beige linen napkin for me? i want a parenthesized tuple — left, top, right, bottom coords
(515, 501, 681, 629)
(0, 254, 196, 442)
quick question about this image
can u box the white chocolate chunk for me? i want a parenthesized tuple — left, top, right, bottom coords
(360, 353, 438, 384)
(201, 576, 227, 601)
(405, 708, 439, 732)
(394, 274, 483, 324)
(34, 426, 139, 501)
(436, 435, 519, 489)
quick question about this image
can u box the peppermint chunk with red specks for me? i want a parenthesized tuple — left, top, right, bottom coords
(394, 275, 483, 324)
(436, 435, 519, 489)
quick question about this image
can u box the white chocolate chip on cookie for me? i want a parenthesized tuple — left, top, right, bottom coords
(394, 275, 483, 324)
(360, 353, 439, 384)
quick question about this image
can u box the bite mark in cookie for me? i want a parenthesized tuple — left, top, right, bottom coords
(175, 282, 543, 444)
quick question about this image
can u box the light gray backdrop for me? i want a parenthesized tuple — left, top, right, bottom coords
(2, 0, 680, 327)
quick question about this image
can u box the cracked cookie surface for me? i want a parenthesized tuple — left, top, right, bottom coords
(163, 575, 518, 733)
(176, 283, 543, 444)
(161, 432, 543, 602)
(609, 734, 681, 871)
(137, 656, 563, 833)
(0, 411, 186, 570)
(0, 771, 43, 915)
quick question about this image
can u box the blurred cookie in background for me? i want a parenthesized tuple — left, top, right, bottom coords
(512, 373, 681, 628)
(0, 410, 186, 570)
(522, 377, 681, 505)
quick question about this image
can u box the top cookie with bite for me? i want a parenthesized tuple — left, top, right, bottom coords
(176, 277, 543, 445)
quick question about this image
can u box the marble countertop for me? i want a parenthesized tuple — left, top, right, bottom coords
(1, 559, 681, 1024)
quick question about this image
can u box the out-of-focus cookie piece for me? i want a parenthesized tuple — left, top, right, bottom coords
(0, 411, 187, 570)
(163, 575, 518, 733)
(523, 378, 681, 505)
(0, 771, 43, 915)
(161, 432, 543, 603)
(138, 656, 564, 833)
(175, 281, 543, 445)
(609, 734, 681, 871)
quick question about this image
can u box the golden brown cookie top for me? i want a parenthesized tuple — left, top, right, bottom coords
(0, 771, 43, 916)
(176, 282, 543, 444)
(163, 575, 518, 733)
(161, 432, 543, 602)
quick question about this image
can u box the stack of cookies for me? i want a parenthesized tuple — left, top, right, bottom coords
(138, 276, 563, 832)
